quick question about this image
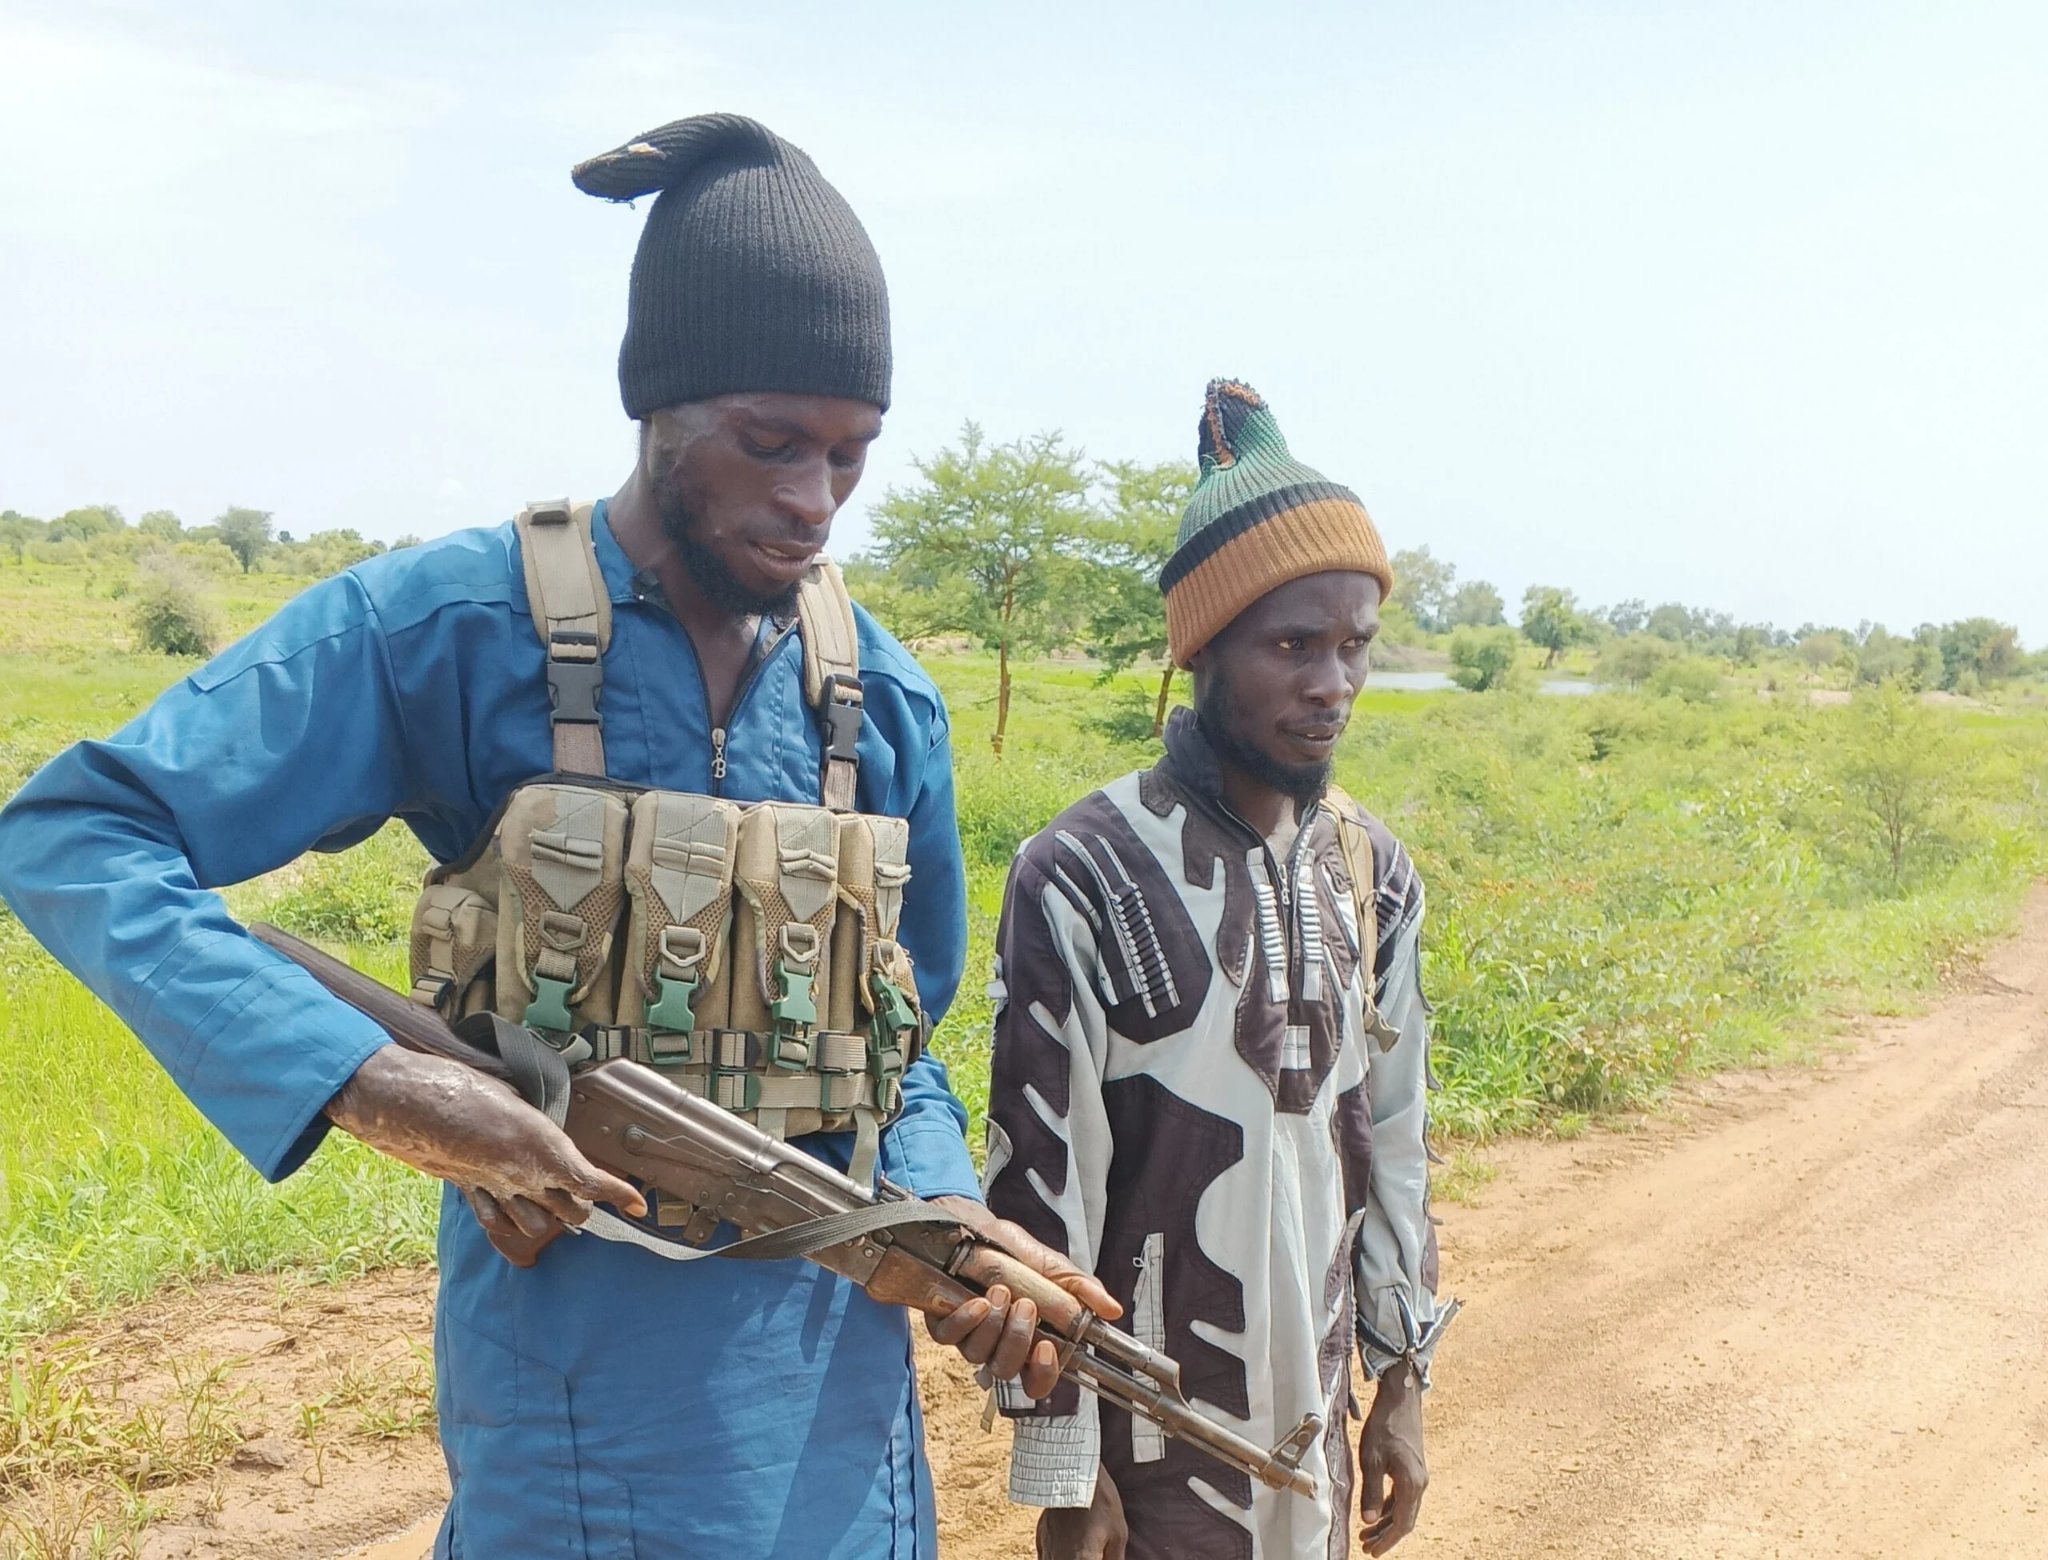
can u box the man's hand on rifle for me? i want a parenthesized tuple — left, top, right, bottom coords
(1358, 1362, 1428, 1554)
(325, 1044, 647, 1265)
(922, 1196, 1122, 1399)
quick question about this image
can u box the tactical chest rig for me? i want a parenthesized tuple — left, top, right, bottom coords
(406, 501, 924, 1198)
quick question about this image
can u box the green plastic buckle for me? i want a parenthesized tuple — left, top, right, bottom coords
(869, 1034, 906, 1082)
(525, 974, 575, 1034)
(868, 973, 915, 1083)
(772, 965, 817, 1044)
(649, 973, 698, 1035)
(871, 972, 916, 1036)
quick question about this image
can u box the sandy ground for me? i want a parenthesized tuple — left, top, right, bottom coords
(10, 888, 2045, 1558)
(1400, 885, 2048, 1560)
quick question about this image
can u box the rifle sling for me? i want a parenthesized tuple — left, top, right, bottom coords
(578, 1195, 959, 1264)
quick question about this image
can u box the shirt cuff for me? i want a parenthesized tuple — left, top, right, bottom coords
(880, 1117, 983, 1203)
(1358, 1289, 1460, 1389)
(1007, 1412, 1100, 1508)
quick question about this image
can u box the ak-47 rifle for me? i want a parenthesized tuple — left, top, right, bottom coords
(253, 923, 1321, 1500)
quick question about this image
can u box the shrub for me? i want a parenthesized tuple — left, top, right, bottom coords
(1594, 634, 1676, 690)
(1838, 680, 1949, 887)
(1448, 626, 1526, 692)
(25, 539, 87, 567)
(128, 555, 221, 657)
(174, 539, 242, 576)
(1648, 655, 1722, 703)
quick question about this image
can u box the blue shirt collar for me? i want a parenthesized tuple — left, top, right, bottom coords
(587, 498, 647, 606)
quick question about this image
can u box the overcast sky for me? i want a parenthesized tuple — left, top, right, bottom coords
(3, 0, 2042, 641)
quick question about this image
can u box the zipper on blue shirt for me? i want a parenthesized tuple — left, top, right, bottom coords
(630, 569, 793, 797)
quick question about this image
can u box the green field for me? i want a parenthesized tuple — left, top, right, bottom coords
(4, 562, 2046, 1352)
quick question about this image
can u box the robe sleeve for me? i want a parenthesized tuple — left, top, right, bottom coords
(981, 847, 1115, 1508)
(1354, 887, 1457, 1386)
(0, 572, 408, 1181)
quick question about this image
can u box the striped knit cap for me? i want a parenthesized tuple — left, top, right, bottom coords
(1159, 380, 1392, 666)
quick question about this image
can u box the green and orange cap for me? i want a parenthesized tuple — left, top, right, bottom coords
(1159, 379, 1392, 666)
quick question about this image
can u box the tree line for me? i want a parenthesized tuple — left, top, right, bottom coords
(10, 428, 2040, 726)
(0, 504, 417, 578)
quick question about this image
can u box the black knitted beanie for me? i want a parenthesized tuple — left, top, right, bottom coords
(572, 114, 892, 417)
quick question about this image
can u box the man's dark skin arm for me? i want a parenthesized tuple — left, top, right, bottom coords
(324, 1044, 648, 1251)
(1037, 1467, 1127, 1560)
(1358, 1364, 1427, 1554)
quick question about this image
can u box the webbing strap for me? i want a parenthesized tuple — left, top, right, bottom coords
(515, 500, 611, 776)
(459, 1013, 589, 1125)
(796, 560, 864, 812)
(1324, 785, 1381, 980)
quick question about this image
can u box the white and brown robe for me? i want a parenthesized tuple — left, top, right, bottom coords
(985, 710, 1451, 1560)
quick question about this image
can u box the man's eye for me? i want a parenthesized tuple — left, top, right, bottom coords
(1278, 638, 1303, 653)
(829, 449, 863, 472)
(743, 439, 794, 462)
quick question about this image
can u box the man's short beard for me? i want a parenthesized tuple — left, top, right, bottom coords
(652, 468, 801, 619)
(1196, 665, 1332, 808)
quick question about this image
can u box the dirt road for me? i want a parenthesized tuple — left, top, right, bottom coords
(1400, 887, 2048, 1559)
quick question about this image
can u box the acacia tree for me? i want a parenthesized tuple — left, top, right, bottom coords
(1520, 585, 1589, 668)
(1390, 545, 1456, 633)
(214, 507, 274, 573)
(1937, 617, 2022, 691)
(871, 423, 1093, 757)
(1083, 459, 1195, 737)
(1446, 579, 1506, 627)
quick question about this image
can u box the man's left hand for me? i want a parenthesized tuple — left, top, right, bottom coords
(1358, 1363, 1427, 1554)
(923, 1196, 1122, 1400)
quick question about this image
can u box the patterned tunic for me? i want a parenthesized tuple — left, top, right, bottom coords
(985, 710, 1450, 1559)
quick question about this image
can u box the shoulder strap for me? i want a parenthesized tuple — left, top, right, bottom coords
(1323, 784, 1380, 980)
(795, 559, 864, 813)
(515, 499, 610, 776)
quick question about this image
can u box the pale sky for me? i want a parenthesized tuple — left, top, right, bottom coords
(3, 0, 2043, 642)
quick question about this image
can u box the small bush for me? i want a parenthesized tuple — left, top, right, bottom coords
(1595, 633, 1676, 690)
(174, 539, 242, 576)
(128, 556, 221, 657)
(1449, 626, 1526, 693)
(1648, 655, 1722, 703)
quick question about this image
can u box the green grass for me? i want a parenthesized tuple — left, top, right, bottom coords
(3, 563, 2046, 1350)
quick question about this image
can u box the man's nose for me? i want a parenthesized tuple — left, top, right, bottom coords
(1301, 650, 1351, 707)
(776, 458, 836, 529)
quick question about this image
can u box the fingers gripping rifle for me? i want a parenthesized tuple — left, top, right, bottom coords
(254, 924, 1322, 1500)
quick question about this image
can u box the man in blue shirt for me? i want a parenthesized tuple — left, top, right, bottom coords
(0, 113, 1110, 1558)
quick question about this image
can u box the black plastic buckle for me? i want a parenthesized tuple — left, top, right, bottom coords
(820, 672, 864, 762)
(546, 630, 602, 725)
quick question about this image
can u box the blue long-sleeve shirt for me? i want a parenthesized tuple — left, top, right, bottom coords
(0, 503, 978, 1558)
